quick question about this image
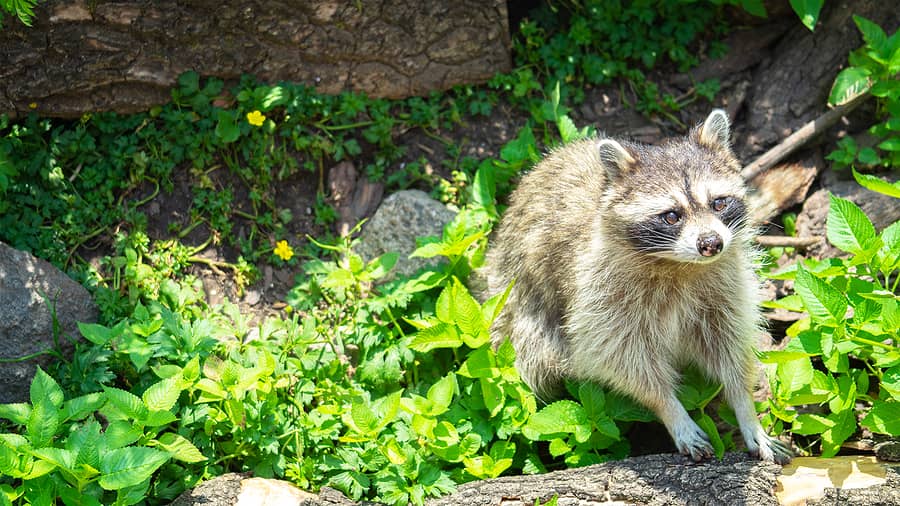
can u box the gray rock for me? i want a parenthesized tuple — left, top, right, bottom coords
(170, 474, 350, 506)
(0, 242, 98, 403)
(355, 190, 457, 280)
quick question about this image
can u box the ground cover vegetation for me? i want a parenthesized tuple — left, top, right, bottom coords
(0, 1, 898, 505)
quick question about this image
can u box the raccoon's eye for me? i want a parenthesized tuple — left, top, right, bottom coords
(712, 197, 729, 212)
(661, 211, 680, 225)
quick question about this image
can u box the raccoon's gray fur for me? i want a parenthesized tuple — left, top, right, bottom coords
(484, 110, 791, 463)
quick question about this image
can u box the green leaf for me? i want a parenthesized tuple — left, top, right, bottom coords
(31, 447, 75, 473)
(0, 403, 31, 425)
(215, 110, 240, 144)
(76, 322, 120, 346)
(409, 322, 462, 352)
(854, 15, 888, 53)
(557, 115, 580, 144)
(363, 252, 397, 280)
(522, 400, 591, 443)
(827, 194, 876, 254)
(141, 378, 180, 413)
(458, 345, 496, 379)
(740, 0, 767, 17)
(480, 378, 505, 417)
(152, 433, 206, 463)
(27, 398, 60, 449)
(853, 168, 900, 198)
(821, 409, 857, 458)
(791, 413, 833, 435)
(104, 421, 142, 449)
(828, 67, 871, 106)
(482, 280, 514, 327)
(789, 0, 823, 31)
(450, 279, 485, 336)
(30, 367, 64, 409)
(99, 447, 170, 490)
(61, 393, 105, 422)
(861, 401, 900, 434)
(66, 420, 102, 469)
(777, 357, 815, 394)
(694, 412, 724, 458)
(427, 373, 457, 413)
(794, 265, 848, 322)
(103, 387, 149, 422)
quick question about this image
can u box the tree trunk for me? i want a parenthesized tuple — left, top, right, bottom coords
(0, 0, 511, 118)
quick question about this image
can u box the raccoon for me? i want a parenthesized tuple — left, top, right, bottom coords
(484, 110, 792, 463)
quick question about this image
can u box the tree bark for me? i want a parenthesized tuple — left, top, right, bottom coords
(0, 0, 511, 118)
(427, 453, 782, 506)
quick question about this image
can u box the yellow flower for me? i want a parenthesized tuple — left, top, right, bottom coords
(274, 240, 294, 261)
(246, 110, 266, 127)
(28, 102, 37, 109)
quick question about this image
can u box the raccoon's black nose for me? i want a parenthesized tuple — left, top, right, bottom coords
(697, 233, 723, 257)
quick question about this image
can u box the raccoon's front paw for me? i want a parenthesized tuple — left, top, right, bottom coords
(746, 428, 793, 464)
(673, 422, 714, 461)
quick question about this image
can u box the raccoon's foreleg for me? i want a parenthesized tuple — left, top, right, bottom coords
(720, 368, 793, 464)
(644, 385, 715, 461)
(596, 352, 715, 461)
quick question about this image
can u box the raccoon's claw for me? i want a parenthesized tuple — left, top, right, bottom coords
(674, 423, 714, 461)
(750, 435, 793, 465)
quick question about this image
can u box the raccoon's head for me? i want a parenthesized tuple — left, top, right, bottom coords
(599, 110, 750, 264)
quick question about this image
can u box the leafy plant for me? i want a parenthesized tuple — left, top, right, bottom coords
(761, 190, 900, 456)
(826, 17, 900, 170)
(0, 367, 203, 505)
(0, 0, 40, 27)
(510, 0, 732, 114)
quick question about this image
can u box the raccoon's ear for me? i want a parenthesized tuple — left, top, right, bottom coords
(597, 139, 636, 178)
(698, 109, 731, 149)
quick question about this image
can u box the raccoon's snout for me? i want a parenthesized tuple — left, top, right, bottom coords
(697, 233, 723, 257)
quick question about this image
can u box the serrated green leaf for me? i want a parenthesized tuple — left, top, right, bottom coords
(153, 433, 206, 463)
(31, 447, 75, 473)
(99, 447, 170, 490)
(854, 15, 888, 53)
(0, 403, 31, 425)
(853, 168, 900, 198)
(409, 322, 462, 352)
(141, 378, 180, 413)
(27, 399, 59, 448)
(820, 409, 857, 458)
(103, 421, 142, 450)
(67, 420, 102, 469)
(103, 387, 148, 422)
(794, 265, 848, 322)
(791, 413, 833, 435)
(777, 357, 815, 394)
(557, 115, 580, 144)
(450, 279, 486, 339)
(827, 194, 875, 254)
(30, 367, 64, 409)
(861, 401, 900, 434)
(458, 345, 496, 379)
(61, 393, 105, 422)
(522, 400, 590, 442)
